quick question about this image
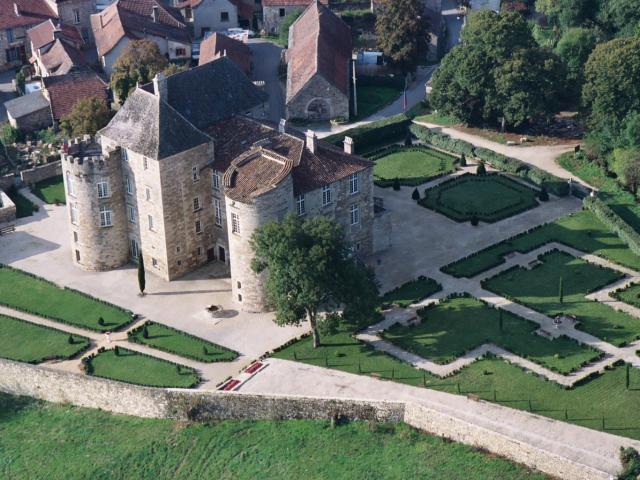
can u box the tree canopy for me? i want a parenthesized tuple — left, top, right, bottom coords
(60, 97, 113, 137)
(110, 40, 169, 103)
(251, 215, 379, 348)
(554, 27, 598, 88)
(375, 0, 427, 72)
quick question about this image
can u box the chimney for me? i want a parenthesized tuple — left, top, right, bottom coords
(306, 130, 317, 154)
(53, 24, 62, 41)
(152, 72, 167, 99)
(278, 118, 286, 134)
(13, 2, 20, 16)
(151, 5, 159, 23)
(343, 136, 354, 154)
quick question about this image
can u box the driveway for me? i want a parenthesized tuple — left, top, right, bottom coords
(0, 70, 17, 123)
(441, 0, 465, 53)
(248, 39, 285, 123)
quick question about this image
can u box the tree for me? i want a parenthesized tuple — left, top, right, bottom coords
(251, 215, 379, 348)
(559, 276, 564, 304)
(60, 97, 113, 137)
(110, 40, 169, 103)
(538, 186, 549, 201)
(597, 0, 640, 37)
(477, 162, 486, 175)
(137, 251, 146, 295)
(279, 10, 301, 47)
(411, 188, 420, 200)
(626, 363, 631, 389)
(375, 0, 426, 72)
(535, 0, 598, 31)
(162, 62, 189, 77)
(554, 28, 597, 90)
(459, 153, 467, 167)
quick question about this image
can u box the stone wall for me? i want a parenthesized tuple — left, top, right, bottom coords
(46, 0, 96, 45)
(0, 174, 15, 191)
(0, 190, 16, 224)
(9, 105, 53, 133)
(286, 74, 350, 121)
(20, 161, 62, 186)
(263, 5, 303, 34)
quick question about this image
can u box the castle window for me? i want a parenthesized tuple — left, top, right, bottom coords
(349, 173, 359, 195)
(212, 170, 220, 190)
(70, 202, 78, 225)
(238, 294, 243, 302)
(152, 258, 158, 268)
(148, 214, 154, 231)
(214, 199, 223, 226)
(350, 204, 359, 225)
(296, 194, 305, 216)
(231, 212, 240, 235)
(143, 158, 148, 170)
(279, 7, 285, 16)
(130, 239, 139, 259)
(237, 281, 241, 289)
(192, 166, 200, 182)
(125, 176, 133, 195)
(73, 9, 80, 24)
(66, 171, 75, 197)
(73, 231, 78, 243)
(99, 205, 112, 227)
(193, 196, 201, 212)
(195, 219, 203, 234)
(197, 247, 203, 256)
(97, 181, 109, 199)
(322, 185, 332, 205)
(127, 205, 136, 224)
(145, 186, 152, 201)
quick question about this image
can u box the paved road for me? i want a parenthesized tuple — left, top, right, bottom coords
(248, 39, 284, 123)
(442, 0, 465, 53)
(0, 70, 16, 123)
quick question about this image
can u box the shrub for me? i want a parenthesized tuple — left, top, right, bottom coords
(318, 312, 340, 336)
(114, 346, 120, 356)
(411, 188, 420, 201)
(619, 447, 640, 480)
(583, 196, 640, 257)
(459, 153, 467, 167)
(477, 162, 487, 175)
(404, 132, 413, 146)
(202, 345, 208, 356)
(393, 177, 401, 191)
(142, 326, 149, 339)
(67, 335, 74, 345)
(325, 113, 412, 151)
(470, 215, 479, 226)
(538, 187, 549, 201)
(98, 317, 105, 326)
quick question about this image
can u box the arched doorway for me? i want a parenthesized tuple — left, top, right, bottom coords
(306, 98, 331, 121)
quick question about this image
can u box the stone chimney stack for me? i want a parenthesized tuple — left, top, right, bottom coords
(53, 24, 62, 41)
(152, 72, 167, 99)
(305, 130, 317, 154)
(278, 118, 287, 134)
(13, 2, 20, 16)
(343, 136, 354, 154)
(151, 5, 159, 23)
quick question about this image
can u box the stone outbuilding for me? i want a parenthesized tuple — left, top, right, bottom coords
(261, 0, 328, 35)
(4, 90, 52, 132)
(285, 1, 351, 121)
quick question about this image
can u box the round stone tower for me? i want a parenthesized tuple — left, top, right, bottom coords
(61, 136, 129, 272)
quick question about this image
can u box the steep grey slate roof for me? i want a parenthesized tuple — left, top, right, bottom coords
(99, 89, 210, 160)
(4, 91, 50, 118)
(140, 57, 268, 130)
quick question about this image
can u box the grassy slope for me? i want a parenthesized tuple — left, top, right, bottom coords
(0, 266, 131, 331)
(32, 175, 65, 205)
(380, 277, 442, 308)
(373, 147, 456, 185)
(443, 210, 640, 277)
(0, 393, 547, 480)
(383, 296, 600, 373)
(88, 348, 199, 388)
(355, 85, 402, 121)
(483, 250, 637, 346)
(128, 322, 237, 363)
(0, 314, 89, 363)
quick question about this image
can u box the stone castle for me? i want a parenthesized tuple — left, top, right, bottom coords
(62, 58, 383, 312)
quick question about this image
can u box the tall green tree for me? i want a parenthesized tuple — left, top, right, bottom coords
(375, 0, 426, 72)
(279, 10, 301, 47)
(597, 0, 640, 37)
(554, 28, 597, 88)
(137, 251, 146, 295)
(251, 215, 379, 348)
(535, 0, 598, 31)
(110, 40, 169, 103)
(60, 97, 113, 137)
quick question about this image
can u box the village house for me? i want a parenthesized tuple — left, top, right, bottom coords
(43, 0, 96, 44)
(27, 19, 86, 76)
(173, 0, 238, 38)
(91, 0, 191, 76)
(261, 0, 328, 35)
(198, 32, 251, 74)
(285, 1, 351, 121)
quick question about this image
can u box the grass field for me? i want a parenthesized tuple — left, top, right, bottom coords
(87, 348, 199, 388)
(483, 250, 638, 346)
(128, 322, 237, 363)
(443, 211, 640, 278)
(611, 283, 640, 309)
(6, 187, 38, 218)
(0, 314, 89, 363)
(372, 146, 457, 187)
(420, 174, 539, 223)
(415, 113, 460, 126)
(355, 85, 402, 121)
(32, 175, 65, 204)
(383, 296, 600, 373)
(0, 266, 132, 332)
(380, 276, 442, 308)
(274, 326, 640, 440)
(0, 393, 548, 480)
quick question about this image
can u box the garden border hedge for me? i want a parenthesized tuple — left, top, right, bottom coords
(324, 113, 412, 152)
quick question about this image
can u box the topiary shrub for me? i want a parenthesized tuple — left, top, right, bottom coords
(98, 317, 105, 326)
(538, 186, 549, 201)
(459, 153, 467, 167)
(411, 188, 420, 201)
(619, 447, 640, 480)
(404, 132, 413, 146)
(477, 162, 487, 175)
(202, 345, 208, 356)
(68, 335, 74, 345)
(142, 326, 149, 339)
(393, 177, 401, 191)
(114, 346, 120, 356)
(470, 215, 479, 226)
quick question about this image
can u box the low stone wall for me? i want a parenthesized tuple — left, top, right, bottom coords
(0, 190, 16, 224)
(20, 161, 62, 186)
(0, 174, 15, 191)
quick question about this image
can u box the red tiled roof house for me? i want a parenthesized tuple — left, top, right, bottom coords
(27, 19, 86, 76)
(198, 32, 251, 74)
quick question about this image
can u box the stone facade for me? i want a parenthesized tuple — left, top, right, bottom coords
(0, 26, 31, 72)
(286, 74, 350, 121)
(180, 0, 238, 38)
(0, 190, 17, 224)
(263, 4, 303, 34)
(7, 102, 53, 132)
(45, 0, 96, 44)
(20, 160, 62, 186)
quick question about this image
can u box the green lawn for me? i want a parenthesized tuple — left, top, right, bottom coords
(611, 283, 640, 309)
(482, 250, 639, 346)
(128, 322, 237, 363)
(6, 187, 38, 218)
(420, 173, 539, 223)
(274, 326, 640, 440)
(87, 348, 199, 388)
(443, 210, 640, 278)
(415, 113, 460, 126)
(355, 85, 402, 121)
(380, 276, 442, 308)
(32, 175, 65, 204)
(0, 393, 548, 480)
(383, 296, 601, 374)
(372, 146, 457, 187)
(0, 314, 89, 363)
(0, 265, 133, 332)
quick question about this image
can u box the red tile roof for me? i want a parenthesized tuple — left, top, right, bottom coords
(28, 19, 83, 51)
(42, 71, 109, 121)
(0, 0, 56, 30)
(286, 1, 351, 102)
(91, 0, 190, 57)
(198, 33, 251, 74)
(38, 38, 86, 75)
(262, 0, 327, 6)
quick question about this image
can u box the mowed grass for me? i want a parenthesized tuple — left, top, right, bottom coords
(274, 328, 640, 440)
(611, 283, 640, 309)
(0, 266, 132, 332)
(443, 210, 640, 278)
(383, 296, 600, 374)
(0, 393, 548, 480)
(88, 348, 199, 388)
(355, 85, 402, 120)
(483, 250, 638, 346)
(32, 175, 65, 204)
(128, 322, 237, 363)
(420, 174, 539, 223)
(372, 146, 457, 187)
(0, 314, 89, 363)
(380, 276, 442, 308)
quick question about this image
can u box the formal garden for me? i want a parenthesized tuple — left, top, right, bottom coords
(419, 173, 540, 223)
(611, 283, 640, 309)
(379, 275, 442, 308)
(370, 145, 457, 187)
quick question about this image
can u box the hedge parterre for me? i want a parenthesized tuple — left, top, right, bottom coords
(380, 276, 443, 308)
(370, 146, 457, 187)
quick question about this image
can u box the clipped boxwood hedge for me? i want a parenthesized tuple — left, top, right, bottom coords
(583, 196, 640, 257)
(324, 113, 412, 152)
